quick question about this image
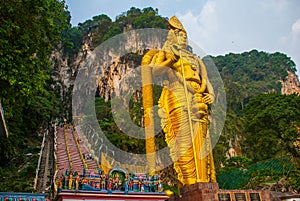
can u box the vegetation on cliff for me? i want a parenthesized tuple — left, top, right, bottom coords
(0, 2, 299, 193)
(211, 51, 299, 191)
(62, 7, 168, 56)
(211, 51, 298, 167)
(0, 0, 70, 191)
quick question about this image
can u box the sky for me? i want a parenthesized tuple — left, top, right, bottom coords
(65, 0, 300, 78)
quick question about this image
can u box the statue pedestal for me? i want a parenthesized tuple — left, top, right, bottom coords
(169, 182, 219, 201)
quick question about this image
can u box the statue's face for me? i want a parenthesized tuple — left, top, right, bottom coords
(176, 30, 188, 49)
(167, 29, 188, 49)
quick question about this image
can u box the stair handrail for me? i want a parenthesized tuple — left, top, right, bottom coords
(72, 128, 88, 169)
(52, 124, 59, 196)
(64, 125, 72, 169)
(76, 126, 101, 170)
(33, 129, 47, 191)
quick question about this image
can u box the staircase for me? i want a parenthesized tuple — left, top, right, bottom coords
(56, 126, 71, 177)
(36, 123, 101, 197)
(73, 127, 98, 170)
(55, 125, 98, 177)
(35, 127, 55, 199)
(64, 125, 83, 172)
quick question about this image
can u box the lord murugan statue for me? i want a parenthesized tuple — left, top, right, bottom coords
(142, 16, 216, 186)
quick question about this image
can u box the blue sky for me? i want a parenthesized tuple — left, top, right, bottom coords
(66, 0, 300, 77)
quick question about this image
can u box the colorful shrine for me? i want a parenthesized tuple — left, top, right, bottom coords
(57, 167, 163, 193)
(52, 123, 169, 201)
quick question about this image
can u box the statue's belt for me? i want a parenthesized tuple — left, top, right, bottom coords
(165, 79, 203, 94)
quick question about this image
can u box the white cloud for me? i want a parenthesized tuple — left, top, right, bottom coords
(291, 19, 300, 44)
(279, 18, 300, 73)
(177, 0, 223, 55)
(175, 0, 300, 76)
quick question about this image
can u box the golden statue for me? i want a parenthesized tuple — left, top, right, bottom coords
(142, 16, 216, 185)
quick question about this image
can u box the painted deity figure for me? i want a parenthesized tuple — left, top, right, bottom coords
(68, 173, 73, 189)
(113, 173, 119, 190)
(75, 172, 80, 190)
(118, 177, 123, 190)
(157, 178, 163, 192)
(100, 171, 107, 190)
(124, 174, 129, 192)
(107, 178, 113, 190)
(81, 176, 88, 185)
(142, 16, 216, 186)
(58, 174, 64, 190)
(96, 181, 101, 189)
(128, 176, 133, 191)
(64, 170, 69, 189)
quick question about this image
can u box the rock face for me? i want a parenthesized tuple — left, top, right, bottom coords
(51, 25, 300, 114)
(280, 70, 300, 95)
(50, 28, 167, 118)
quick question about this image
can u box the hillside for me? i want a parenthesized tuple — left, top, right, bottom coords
(0, 2, 299, 193)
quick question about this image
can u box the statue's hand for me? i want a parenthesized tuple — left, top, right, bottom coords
(167, 53, 179, 63)
(153, 52, 179, 69)
(203, 93, 214, 104)
(192, 94, 208, 119)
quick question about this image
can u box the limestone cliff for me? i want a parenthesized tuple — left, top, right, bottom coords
(52, 33, 300, 113)
(50, 28, 166, 119)
(280, 70, 300, 95)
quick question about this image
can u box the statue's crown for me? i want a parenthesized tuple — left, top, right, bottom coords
(169, 16, 186, 33)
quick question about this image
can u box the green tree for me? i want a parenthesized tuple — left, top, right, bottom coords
(0, 0, 69, 103)
(0, 0, 69, 118)
(241, 93, 300, 163)
(0, 0, 69, 188)
(212, 50, 297, 171)
(213, 50, 296, 113)
(224, 156, 252, 170)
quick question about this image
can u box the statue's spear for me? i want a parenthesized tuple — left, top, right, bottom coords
(175, 33, 202, 183)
